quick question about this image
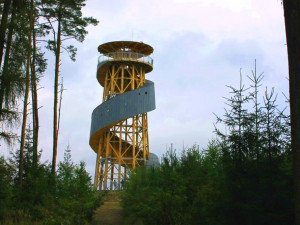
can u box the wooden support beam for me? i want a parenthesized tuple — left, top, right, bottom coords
(110, 163, 114, 190)
(95, 60, 151, 190)
(94, 135, 103, 189)
(121, 65, 124, 92)
(104, 132, 110, 190)
(132, 116, 136, 168)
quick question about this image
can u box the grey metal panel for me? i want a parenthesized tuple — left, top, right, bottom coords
(90, 80, 156, 139)
(146, 153, 160, 168)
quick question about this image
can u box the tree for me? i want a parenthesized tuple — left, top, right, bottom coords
(0, 156, 14, 220)
(282, 1, 300, 223)
(122, 68, 292, 225)
(19, 0, 33, 186)
(214, 67, 292, 225)
(40, 0, 98, 175)
(0, 0, 27, 144)
(0, 0, 12, 68)
(122, 144, 225, 225)
(1, 141, 101, 223)
(54, 146, 102, 224)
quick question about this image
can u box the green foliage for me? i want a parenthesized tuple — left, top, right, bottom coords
(0, 139, 102, 224)
(41, 0, 99, 60)
(52, 146, 102, 224)
(0, 1, 100, 224)
(0, 0, 48, 145)
(214, 66, 293, 225)
(122, 64, 292, 225)
(122, 143, 224, 225)
(0, 156, 14, 219)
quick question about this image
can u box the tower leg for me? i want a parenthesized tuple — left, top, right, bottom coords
(99, 161, 104, 190)
(94, 135, 103, 190)
(110, 163, 114, 190)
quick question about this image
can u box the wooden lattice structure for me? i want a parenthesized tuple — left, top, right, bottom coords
(90, 41, 155, 190)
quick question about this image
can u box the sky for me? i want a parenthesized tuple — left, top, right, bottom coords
(2, 0, 289, 177)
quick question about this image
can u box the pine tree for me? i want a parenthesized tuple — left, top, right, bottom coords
(0, 0, 27, 144)
(214, 65, 292, 225)
(40, 0, 98, 174)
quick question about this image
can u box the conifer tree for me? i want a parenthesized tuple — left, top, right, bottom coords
(29, 0, 47, 166)
(40, 0, 98, 174)
(0, 0, 28, 144)
(0, 0, 12, 68)
(19, 1, 32, 186)
(247, 61, 264, 161)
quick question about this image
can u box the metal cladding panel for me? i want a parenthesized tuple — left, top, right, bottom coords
(90, 80, 155, 139)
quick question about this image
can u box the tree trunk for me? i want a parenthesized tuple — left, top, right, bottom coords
(19, 26, 32, 187)
(0, 0, 11, 68)
(51, 14, 61, 175)
(30, 0, 38, 166)
(282, 0, 300, 224)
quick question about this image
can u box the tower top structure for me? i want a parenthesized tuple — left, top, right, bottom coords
(98, 41, 153, 55)
(96, 41, 154, 87)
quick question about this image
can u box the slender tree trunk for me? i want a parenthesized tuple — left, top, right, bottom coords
(0, 0, 11, 68)
(282, 1, 300, 224)
(29, 0, 38, 166)
(253, 61, 260, 162)
(51, 14, 61, 175)
(19, 27, 32, 186)
(0, 3, 3, 16)
(267, 105, 272, 167)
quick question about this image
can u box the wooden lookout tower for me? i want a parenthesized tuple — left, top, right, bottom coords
(89, 41, 156, 190)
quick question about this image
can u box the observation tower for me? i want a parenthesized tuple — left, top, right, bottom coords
(89, 41, 156, 190)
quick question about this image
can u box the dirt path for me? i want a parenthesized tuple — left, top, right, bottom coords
(91, 191, 123, 225)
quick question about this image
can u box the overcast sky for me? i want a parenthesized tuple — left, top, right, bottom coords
(2, 0, 289, 177)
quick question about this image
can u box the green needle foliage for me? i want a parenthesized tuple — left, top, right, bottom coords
(122, 64, 292, 225)
(0, 129, 102, 224)
(0, 1, 100, 224)
(214, 66, 292, 225)
(53, 146, 102, 224)
(122, 143, 224, 225)
(0, 156, 14, 220)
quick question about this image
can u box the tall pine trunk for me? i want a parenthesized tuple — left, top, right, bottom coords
(19, 21, 32, 186)
(30, 0, 38, 166)
(282, 0, 300, 224)
(51, 12, 61, 175)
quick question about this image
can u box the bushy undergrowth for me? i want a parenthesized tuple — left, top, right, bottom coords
(122, 143, 226, 225)
(122, 142, 292, 225)
(0, 146, 102, 225)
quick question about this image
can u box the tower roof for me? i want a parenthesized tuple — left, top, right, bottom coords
(98, 41, 153, 56)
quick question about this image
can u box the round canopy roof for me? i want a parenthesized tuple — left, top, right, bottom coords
(98, 41, 153, 56)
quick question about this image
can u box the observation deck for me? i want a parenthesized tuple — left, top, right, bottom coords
(96, 41, 154, 86)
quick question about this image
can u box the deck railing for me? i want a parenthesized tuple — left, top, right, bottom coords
(98, 52, 153, 66)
